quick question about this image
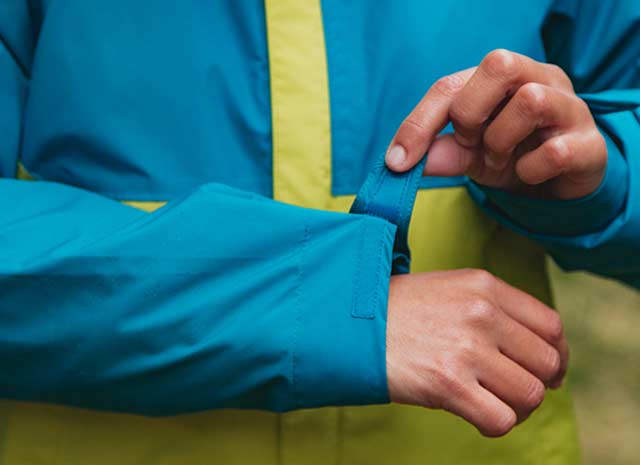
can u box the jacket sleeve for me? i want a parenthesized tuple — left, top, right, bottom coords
(467, 0, 640, 289)
(0, 5, 394, 415)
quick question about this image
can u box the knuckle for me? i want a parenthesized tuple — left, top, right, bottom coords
(575, 96, 592, 117)
(546, 312, 564, 343)
(482, 409, 517, 437)
(592, 132, 608, 165)
(546, 63, 573, 90)
(545, 138, 572, 172)
(482, 49, 519, 80)
(432, 74, 465, 98)
(397, 117, 429, 148)
(522, 378, 546, 411)
(516, 82, 548, 118)
(458, 337, 481, 363)
(546, 63, 564, 78)
(449, 102, 485, 131)
(402, 116, 427, 134)
(483, 128, 508, 155)
(466, 297, 498, 327)
(467, 269, 496, 293)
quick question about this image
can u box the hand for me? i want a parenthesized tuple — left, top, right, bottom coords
(386, 269, 569, 437)
(385, 49, 607, 200)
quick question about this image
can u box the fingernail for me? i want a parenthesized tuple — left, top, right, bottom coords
(386, 144, 407, 169)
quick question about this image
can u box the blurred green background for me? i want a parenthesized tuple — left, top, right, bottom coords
(549, 260, 640, 465)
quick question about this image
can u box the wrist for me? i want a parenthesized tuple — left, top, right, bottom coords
(469, 129, 627, 237)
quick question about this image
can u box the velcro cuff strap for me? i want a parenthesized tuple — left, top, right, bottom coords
(350, 154, 427, 274)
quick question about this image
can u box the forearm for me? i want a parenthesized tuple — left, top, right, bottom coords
(0, 179, 395, 414)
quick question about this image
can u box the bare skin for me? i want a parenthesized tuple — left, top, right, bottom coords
(385, 49, 607, 200)
(386, 269, 568, 437)
(383, 49, 596, 436)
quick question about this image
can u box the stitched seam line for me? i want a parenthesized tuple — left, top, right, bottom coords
(291, 218, 309, 408)
(371, 222, 386, 320)
(396, 171, 410, 231)
(351, 220, 369, 318)
(360, 161, 387, 214)
(400, 165, 422, 235)
(368, 168, 388, 212)
(408, 161, 424, 217)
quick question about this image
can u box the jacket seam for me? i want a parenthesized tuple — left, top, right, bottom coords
(350, 220, 367, 318)
(372, 223, 386, 320)
(291, 219, 310, 409)
(396, 168, 410, 231)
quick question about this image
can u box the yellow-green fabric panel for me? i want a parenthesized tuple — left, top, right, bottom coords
(16, 162, 33, 181)
(16, 163, 167, 213)
(264, 0, 332, 209)
(121, 200, 167, 212)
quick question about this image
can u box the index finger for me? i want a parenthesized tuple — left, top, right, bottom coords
(385, 68, 476, 172)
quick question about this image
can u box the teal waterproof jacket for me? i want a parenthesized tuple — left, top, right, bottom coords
(0, 0, 639, 417)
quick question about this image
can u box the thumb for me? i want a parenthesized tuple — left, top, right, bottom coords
(423, 134, 477, 177)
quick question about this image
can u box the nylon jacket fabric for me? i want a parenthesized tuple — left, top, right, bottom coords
(0, 1, 638, 464)
(0, 0, 394, 415)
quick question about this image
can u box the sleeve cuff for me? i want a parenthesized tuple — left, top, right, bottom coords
(470, 129, 628, 237)
(292, 213, 395, 410)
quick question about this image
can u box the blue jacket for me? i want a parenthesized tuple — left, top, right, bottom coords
(0, 0, 638, 415)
